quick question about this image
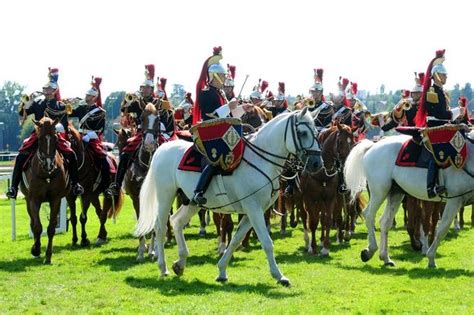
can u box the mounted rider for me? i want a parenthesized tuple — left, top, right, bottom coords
(106, 64, 175, 197)
(223, 64, 236, 100)
(6, 68, 84, 199)
(332, 77, 353, 127)
(415, 49, 468, 198)
(190, 47, 246, 206)
(68, 76, 110, 191)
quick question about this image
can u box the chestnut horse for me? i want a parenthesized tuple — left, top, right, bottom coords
(300, 122, 355, 255)
(20, 117, 68, 264)
(67, 126, 123, 247)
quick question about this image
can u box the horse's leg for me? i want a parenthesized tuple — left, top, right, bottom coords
(419, 201, 431, 255)
(154, 195, 175, 278)
(264, 209, 271, 236)
(246, 209, 290, 286)
(67, 195, 78, 246)
(198, 209, 206, 237)
(406, 196, 421, 251)
(92, 196, 107, 245)
(224, 214, 234, 248)
(459, 207, 465, 229)
(213, 213, 224, 255)
(44, 198, 61, 264)
(378, 190, 404, 266)
(361, 186, 388, 262)
(304, 199, 318, 254)
(287, 196, 297, 228)
(300, 203, 310, 251)
(430, 203, 442, 246)
(279, 191, 287, 235)
(217, 215, 252, 282)
(28, 198, 42, 257)
(321, 198, 336, 257)
(170, 204, 200, 276)
(471, 204, 474, 228)
(426, 199, 462, 268)
(79, 197, 91, 247)
(334, 197, 344, 244)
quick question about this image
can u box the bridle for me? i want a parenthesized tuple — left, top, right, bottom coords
(36, 131, 58, 176)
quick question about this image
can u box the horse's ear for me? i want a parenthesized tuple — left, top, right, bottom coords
(32, 119, 41, 127)
(336, 120, 342, 131)
(300, 106, 308, 117)
(310, 106, 322, 119)
(113, 128, 120, 136)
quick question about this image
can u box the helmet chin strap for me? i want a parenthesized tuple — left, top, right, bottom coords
(210, 73, 224, 86)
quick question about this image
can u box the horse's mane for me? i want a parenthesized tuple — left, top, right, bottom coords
(144, 103, 158, 115)
(67, 123, 84, 152)
(319, 123, 352, 143)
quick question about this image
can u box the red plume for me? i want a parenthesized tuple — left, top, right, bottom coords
(402, 89, 410, 98)
(418, 72, 425, 85)
(228, 65, 236, 79)
(351, 82, 358, 95)
(213, 46, 222, 55)
(145, 64, 155, 80)
(316, 68, 323, 81)
(342, 78, 350, 90)
(415, 49, 446, 127)
(266, 91, 274, 99)
(260, 80, 269, 93)
(160, 77, 167, 90)
(94, 77, 103, 107)
(278, 82, 285, 94)
(459, 96, 467, 107)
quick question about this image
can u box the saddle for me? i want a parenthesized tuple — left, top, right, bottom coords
(396, 124, 468, 169)
(177, 146, 237, 176)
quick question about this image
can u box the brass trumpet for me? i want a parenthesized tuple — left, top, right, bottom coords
(62, 97, 84, 115)
(125, 92, 139, 103)
(19, 91, 43, 113)
(303, 97, 315, 107)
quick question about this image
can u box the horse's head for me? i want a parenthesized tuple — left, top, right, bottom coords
(288, 107, 323, 175)
(331, 121, 355, 161)
(33, 117, 59, 173)
(140, 103, 160, 153)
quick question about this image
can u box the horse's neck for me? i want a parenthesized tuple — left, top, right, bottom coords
(136, 146, 152, 171)
(246, 116, 289, 176)
(321, 131, 337, 168)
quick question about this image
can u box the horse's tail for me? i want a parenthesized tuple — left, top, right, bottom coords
(354, 192, 367, 219)
(344, 139, 374, 201)
(134, 163, 158, 237)
(105, 190, 124, 220)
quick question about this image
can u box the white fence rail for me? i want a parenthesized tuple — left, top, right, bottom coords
(0, 157, 67, 241)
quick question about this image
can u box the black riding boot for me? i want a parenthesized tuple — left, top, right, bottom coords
(427, 156, 445, 198)
(64, 153, 84, 196)
(6, 153, 29, 199)
(98, 157, 111, 191)
(105, 152, 131, 197)
(192, 164, 217, 206)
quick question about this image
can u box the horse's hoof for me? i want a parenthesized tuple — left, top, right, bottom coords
(215, 276, 228, 283)
(278, 277, 291, 287)
(360, 249, 372, 262)
(160, 271, 170, 278)
(384, 261, 396, 267)
(320, 248, 330, 257)
(172, 262, 184, 276)
(412, 241, 422, 252)
(428, 262, 437, 269)
(80, 238, 91, 247)
(31, 245, 41, 257)
(199, 230, 206, 237)
(72, 238, 78, 246)
(95, 238, 106, 246)
(290, 221, 297, 228)
(136, 255, 145, 263)
(43, 257, 52, 265)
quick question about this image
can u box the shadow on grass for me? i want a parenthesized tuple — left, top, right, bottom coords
(96, 254, 142, 271)
(124, 276, 299, 298)
(334, 263, 474, 279)
(0, 257, 45, 272)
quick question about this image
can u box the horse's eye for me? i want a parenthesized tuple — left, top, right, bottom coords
(298, 131, 307, 137)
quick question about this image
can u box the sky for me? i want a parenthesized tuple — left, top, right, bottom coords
(0, 0, 472, 100)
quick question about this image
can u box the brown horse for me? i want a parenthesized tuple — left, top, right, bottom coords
(20, 117, 68, 264)
(122, 104, 173, 261)
(300, 122, 355, 256)
(67, 126, 123, 247)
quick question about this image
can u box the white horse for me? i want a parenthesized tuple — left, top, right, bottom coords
(344, 134, 474, 268)
(134, 107, 323, 286)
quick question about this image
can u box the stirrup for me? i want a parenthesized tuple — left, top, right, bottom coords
(192, 192, 207, 206)
(6, 187, 18, 199)
(105, 183, 119, 197)
(72, 183, 84, 196)
(434, 185, 446, 196)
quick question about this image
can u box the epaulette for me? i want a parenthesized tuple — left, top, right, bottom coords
(426, 87, 439, 104)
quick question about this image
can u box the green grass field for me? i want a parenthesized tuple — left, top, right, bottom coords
(0, 196, 472, 314)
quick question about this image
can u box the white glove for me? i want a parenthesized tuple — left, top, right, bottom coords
(83, 131, 98, 143)
(55, 123, 65, 133)
(82, 134, 90, 143)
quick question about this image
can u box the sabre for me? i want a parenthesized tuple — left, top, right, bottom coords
(237, 74, 250, 99)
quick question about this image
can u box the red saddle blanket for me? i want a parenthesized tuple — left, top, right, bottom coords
(178, 146, 203, 172)
(395, 139, 424, 167)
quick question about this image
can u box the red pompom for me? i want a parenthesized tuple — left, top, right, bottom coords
(185, 92, 194, 104)
(351, 82, 358, 95)
(403, 90, 410, 98)
(418, 72, 425, 85)
(435, 49, 445, 58)
(94, 77, 102, 89)
(213, 46, 222, 55)
(342, 78, 350, 89)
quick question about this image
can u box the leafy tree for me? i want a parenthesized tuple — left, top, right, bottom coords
(102, 91, 125, 143)
(0, 81, 25, 150)
(462, 82, 472, 100)
(169, 84, 186, 108)
(450, 83, 461, 106)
